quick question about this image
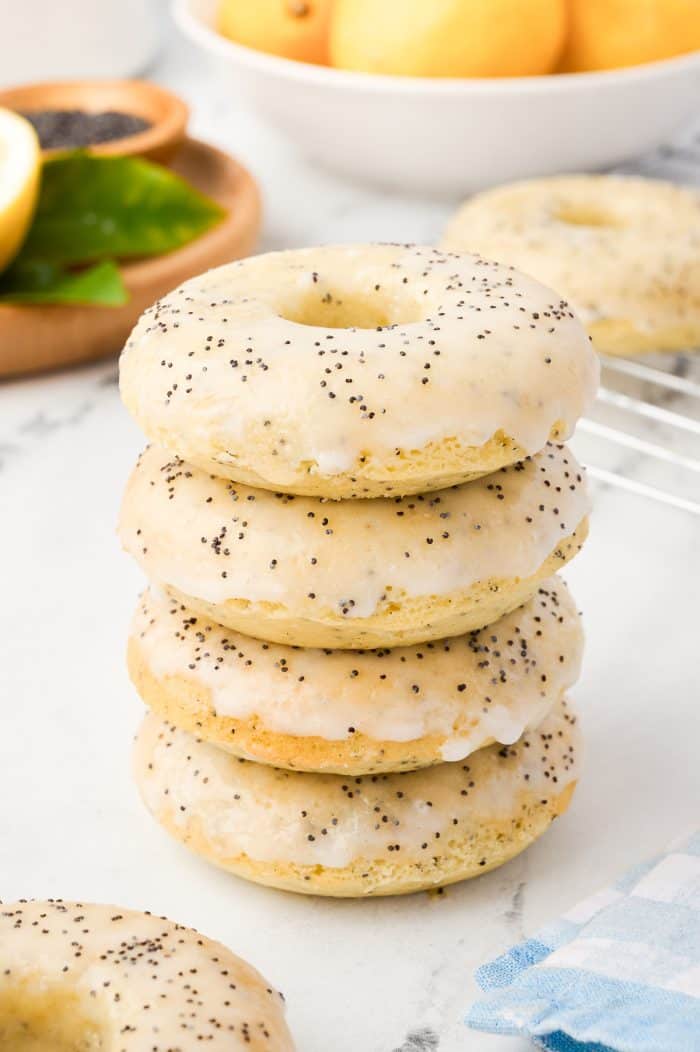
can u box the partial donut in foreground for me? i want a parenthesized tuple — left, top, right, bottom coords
(119, 442, 590, 649)
(119, 244, 598, 498)
(128, 577, 583, 774)
(443, 175, 700, 357)
(134, 697, 581, 898)
(0, 900, 295, 1050)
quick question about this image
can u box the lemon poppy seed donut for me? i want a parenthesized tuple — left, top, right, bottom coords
(119, 244, 598, 498)
(443, 175, 700, 357)
(119, 443, 590, 649)
(0, 900, 295, 1051)
(128, 578, 583, 775)
(134, 697, 581, 898)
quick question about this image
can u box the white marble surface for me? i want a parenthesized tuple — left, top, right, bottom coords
(1, 20, 699, 1052)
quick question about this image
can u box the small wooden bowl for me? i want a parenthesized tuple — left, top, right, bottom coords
(0, 79, 189, 164)
(0, 138, 262, 378)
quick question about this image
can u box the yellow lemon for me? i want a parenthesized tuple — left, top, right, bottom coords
(561, 0, 700, 72)
(330, 0, 567, 77)
(219, 0, 333, 65)
(0, 108, 40, 273)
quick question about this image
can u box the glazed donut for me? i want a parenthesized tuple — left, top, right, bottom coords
(0, 900, 294, 1050)
(119, 244, 598, 498)
(128, 578, 583, 774)
(443, 175, 700, 357)
(119, 443, 589, 649)
(134, 697, 581, 898)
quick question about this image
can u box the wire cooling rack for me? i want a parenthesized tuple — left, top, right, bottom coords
(574, 351, 700, 516)
(570, 123, 700, 516)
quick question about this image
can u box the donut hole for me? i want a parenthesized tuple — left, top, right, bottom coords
(0, 982, 105, 1051)
(554, 204, 620, 228)
(280, 287, 422, 330)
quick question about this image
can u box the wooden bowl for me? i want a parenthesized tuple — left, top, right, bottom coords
(0, 79, 189, 163)
(0, 138, 262, 378)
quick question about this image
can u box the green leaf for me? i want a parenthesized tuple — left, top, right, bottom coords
(16, 152, 226, 265)
(0, 259, 128, 305)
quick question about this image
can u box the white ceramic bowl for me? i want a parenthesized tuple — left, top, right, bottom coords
(176, 0, 700, 197)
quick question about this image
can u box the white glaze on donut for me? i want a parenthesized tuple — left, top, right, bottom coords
(131, 578, 583, 761)
(135, 698, 581, 871)
(119, 443, 590, 618)
(119, 244, 598, 491)
(0, 900, 294, 1050)
(443, 176, 700, 339)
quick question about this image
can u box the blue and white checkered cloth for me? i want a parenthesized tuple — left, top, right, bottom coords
(466, 831, 700, 1052)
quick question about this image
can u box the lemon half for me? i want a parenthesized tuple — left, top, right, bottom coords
(0, 107, 41, 273)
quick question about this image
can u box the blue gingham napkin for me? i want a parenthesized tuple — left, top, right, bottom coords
(466, 831, 700, 1052)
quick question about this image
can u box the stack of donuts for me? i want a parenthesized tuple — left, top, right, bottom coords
(118, 243, 599, 897)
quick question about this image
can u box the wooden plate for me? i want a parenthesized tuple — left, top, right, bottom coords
(0, 138, 261, 378)
(0, 80, 190, 164)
